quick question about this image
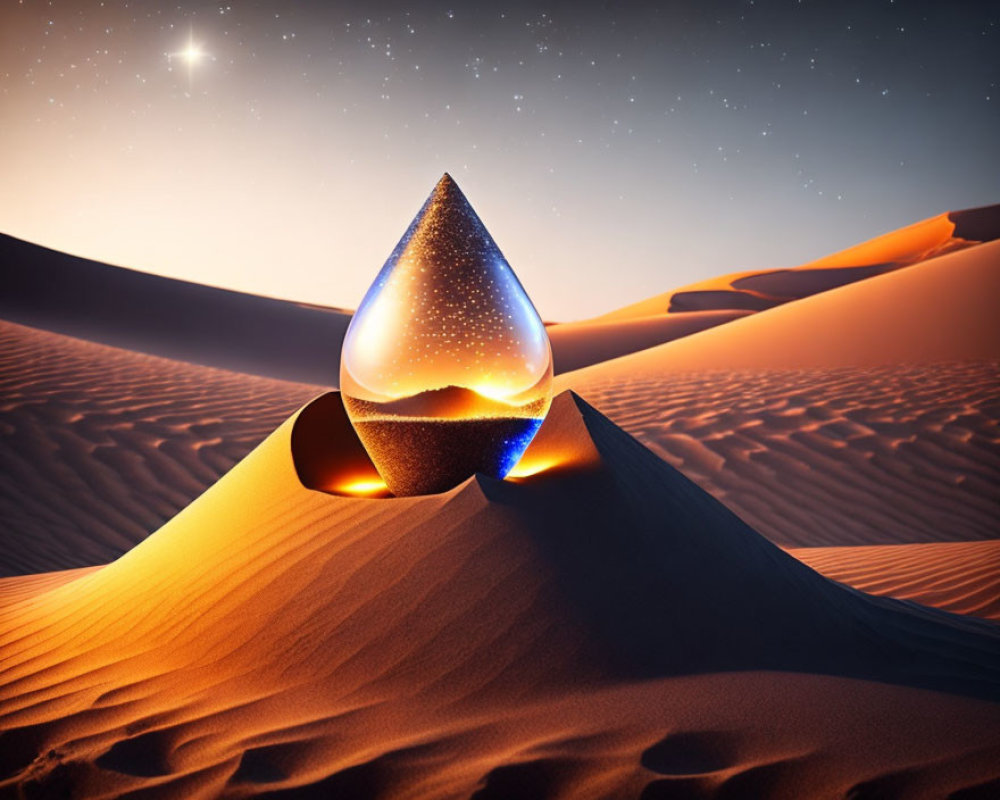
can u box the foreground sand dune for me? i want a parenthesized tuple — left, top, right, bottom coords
(1, 393, 998, 798)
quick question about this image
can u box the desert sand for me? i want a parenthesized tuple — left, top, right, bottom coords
(788, 540, 1000, 622)
(556, 240, 1000, 547)
(0, 232, 352, 385)
(1, 205, 998, 797)
(1, 392, 998, 798)
(538, 204, 999, 373)
(0, 319, 317, 576)
(546, 310, 752, 374)
(587, 204, 998, 323)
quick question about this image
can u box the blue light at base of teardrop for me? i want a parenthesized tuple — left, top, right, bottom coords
(496, 417, 544, 479)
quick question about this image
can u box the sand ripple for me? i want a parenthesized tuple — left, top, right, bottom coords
(789, 540, 1000, 621)
(569, 361, 1000, 547)
(0, 320, 318, 576)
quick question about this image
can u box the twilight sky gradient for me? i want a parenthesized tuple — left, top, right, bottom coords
(1, 1, 997, 319)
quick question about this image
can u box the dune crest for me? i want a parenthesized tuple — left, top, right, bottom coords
(588, 203, 999, 323)
(539, 203, 999, 372)
(562, 238, 1000, 377)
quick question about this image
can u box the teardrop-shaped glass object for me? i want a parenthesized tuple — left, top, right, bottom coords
(340, 173, 553, 496)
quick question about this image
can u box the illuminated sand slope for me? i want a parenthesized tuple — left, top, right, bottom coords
(0, 319, 318, 576)
(558, 240, 1000, 547)
(588, 204, 1000, 322)
(1, 393, 998, 798)
(546, 203, 999, 372)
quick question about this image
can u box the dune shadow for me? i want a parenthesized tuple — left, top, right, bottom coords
(475, 393, 1000, 701)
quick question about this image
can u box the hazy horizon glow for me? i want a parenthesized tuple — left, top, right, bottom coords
(0, 1, 996, 320)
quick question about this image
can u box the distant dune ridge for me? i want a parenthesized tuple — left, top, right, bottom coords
(555, 239, 1000, 548)
(587, 203, 1000, 322)
(0, 392, 998, 797)
(0, 232, 352, 385)
(3, 203, 996, 378)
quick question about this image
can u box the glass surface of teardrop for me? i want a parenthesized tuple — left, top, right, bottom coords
(340, 174, 553, 496)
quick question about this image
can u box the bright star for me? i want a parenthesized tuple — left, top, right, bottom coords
(169, 30, 210, 89)
(177, 41, 204, 65)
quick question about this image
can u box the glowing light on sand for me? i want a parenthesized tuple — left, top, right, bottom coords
(337, 478, 390, 496)
(341, 173, 553, 496)
(506, 456, 562, 479)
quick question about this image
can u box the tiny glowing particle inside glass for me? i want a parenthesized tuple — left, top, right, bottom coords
(341, 173, 553, 496)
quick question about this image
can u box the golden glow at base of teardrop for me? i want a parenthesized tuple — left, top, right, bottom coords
(471, 382, 518, 401)
(336, 477, 390, 496)
(506, 455, 562, 479)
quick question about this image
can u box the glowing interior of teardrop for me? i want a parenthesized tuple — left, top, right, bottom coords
(341, 174, 553, 495)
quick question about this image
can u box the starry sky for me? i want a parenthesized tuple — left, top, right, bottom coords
(1, 1, 997, 320)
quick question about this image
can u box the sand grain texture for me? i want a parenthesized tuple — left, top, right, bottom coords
(0, 392, 998, 799)
(788, 540, 1000, 621)
(0, 319, 318, 575)
(557, 242, 1000, 547)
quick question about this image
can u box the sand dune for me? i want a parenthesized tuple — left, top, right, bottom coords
(0, 232, 352, 385)
(590, 203, 999, 322)
(0, 567, 101, 606)
(565, 238, 1000, 376)
(542, 204, 999, 373)
(555, 242, 1000, 547)
(788, 540, 1000, 622)
(6, 205, 996, 387)
(0, 392, 997, 798)
(3, 242, 997, 571)
(0, 319, 317, 576)
(556, 361, 1000, 547)
(546, 310, 751, 374)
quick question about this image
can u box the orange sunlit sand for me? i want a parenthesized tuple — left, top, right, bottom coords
(2, 391, 998, 798)
(0, 203, 998, 797)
